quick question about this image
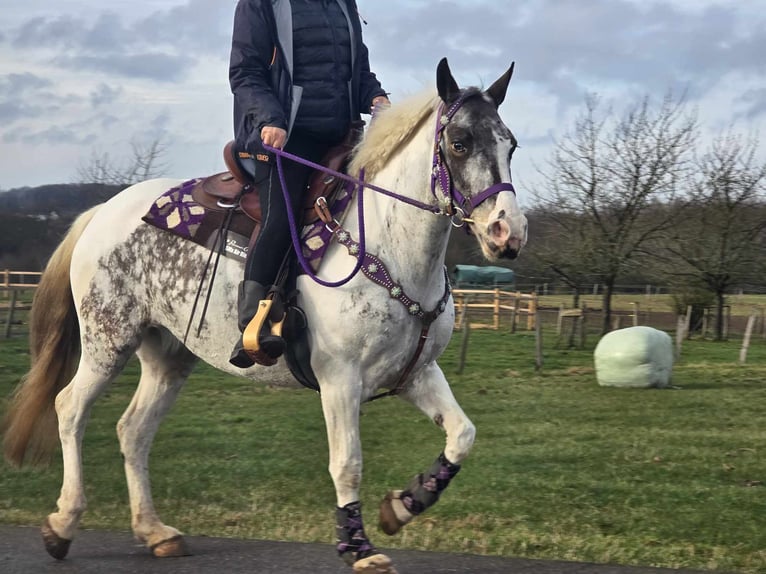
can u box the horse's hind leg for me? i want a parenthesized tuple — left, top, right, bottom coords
(44, 358, 125, 559)
(379, 363, 475, 536)
(117, 327, 197, 557)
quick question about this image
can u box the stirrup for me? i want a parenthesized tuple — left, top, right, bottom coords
(271, 314, 286, 338)
(242, 298, 286, 363)
(243, 299, 274, 353)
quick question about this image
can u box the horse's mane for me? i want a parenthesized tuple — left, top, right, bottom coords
(349, 91, 439, 178)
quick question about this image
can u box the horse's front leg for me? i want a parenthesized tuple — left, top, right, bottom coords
(379, 363, 475, 536)
(319, 381, 398, 574)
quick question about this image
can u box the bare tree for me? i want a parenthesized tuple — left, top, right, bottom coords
(77, 136, 169, 186)
(522, 207, 598, 308)
(535, 93, 698, 333)
(659, 131, 766, 340)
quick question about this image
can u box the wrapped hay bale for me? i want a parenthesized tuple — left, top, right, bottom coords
(594, 326, 673, 388)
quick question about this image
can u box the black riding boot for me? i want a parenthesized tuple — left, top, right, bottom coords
(229, 280, 286, 368)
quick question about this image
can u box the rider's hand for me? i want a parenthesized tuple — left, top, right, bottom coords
(261, 126, 287, 149)
(371, 96, 391, 112)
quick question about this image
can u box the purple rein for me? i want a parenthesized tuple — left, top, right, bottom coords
(264, 93, 515, 287)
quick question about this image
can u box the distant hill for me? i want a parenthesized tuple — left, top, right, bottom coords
(0, 182, 123, 269)
(0, 183, 123, 217)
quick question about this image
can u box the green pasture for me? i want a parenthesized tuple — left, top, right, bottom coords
(537, 292, 766, 316)
(1, 330, 764, 573)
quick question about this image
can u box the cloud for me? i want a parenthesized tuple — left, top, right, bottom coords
(365, 0, 766, 108)
(0, 73, 57, 125)
(7, 4, 226, 83)
(738, 88, 766, 120)
(2, 124, 96, 146)
(0, 72, 52, 96)
(54, 52, 193, 82)
(135, 0, 232, 56)
(0, 0, 764, 189)
(90, 83, 123, 108)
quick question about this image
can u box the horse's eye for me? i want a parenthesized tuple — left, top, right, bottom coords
(451, 141, 467, 154)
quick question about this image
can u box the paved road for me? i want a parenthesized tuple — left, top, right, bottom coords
(0, 525, 714, 574)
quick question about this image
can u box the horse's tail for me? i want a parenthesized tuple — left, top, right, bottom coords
(2, 206, 100, 467)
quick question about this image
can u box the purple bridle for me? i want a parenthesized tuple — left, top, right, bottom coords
(430, 93, 516, 227)
(265, 90, 516, 286)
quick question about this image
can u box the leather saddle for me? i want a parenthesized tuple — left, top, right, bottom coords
(191, 124, 363, 230)
(189, 127, 362, 393)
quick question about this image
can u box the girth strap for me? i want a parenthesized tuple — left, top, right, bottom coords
(366, 325, 431, 403)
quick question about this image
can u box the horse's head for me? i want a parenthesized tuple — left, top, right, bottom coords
(435, 58, 527, 260)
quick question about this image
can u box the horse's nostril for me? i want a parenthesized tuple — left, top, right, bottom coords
(497, 210, 505, 219)
(489, 219, 510, 241)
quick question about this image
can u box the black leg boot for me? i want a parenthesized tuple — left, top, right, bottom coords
(229, 280, 264, 368)
(229, 280, 285, 368)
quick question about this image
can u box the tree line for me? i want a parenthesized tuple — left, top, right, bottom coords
(506, 93, 766, 340)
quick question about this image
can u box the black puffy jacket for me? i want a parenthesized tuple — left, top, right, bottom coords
(229, 0, 387, 151)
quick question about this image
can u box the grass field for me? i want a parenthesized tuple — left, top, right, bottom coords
(1, 329, 764, 573)
(537, 292, 766, 316)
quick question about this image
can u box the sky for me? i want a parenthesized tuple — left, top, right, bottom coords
(1, 0, 765, 197)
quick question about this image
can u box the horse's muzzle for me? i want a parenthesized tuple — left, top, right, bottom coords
(487, 219, 524, 259)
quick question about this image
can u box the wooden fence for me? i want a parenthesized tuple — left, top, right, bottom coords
(1, 269, 42, 289)
(453, 288, 537, 331)
(1, 270, 41, 338)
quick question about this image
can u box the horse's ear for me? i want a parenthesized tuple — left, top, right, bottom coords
(486, 62, 515, 108)
(437, 57, 460, 103)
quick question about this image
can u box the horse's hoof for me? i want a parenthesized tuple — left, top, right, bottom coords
(353, 553, 398, 574)
(41, 518, 72, 560)
(151, 535, 191, 557)
(379, 491, 411, 536)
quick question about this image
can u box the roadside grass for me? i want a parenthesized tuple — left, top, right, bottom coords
(1, 330, 764, 573)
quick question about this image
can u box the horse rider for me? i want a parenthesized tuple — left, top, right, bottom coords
(228, 0, 390, 368)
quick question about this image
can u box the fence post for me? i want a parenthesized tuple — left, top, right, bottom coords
(675, 315, 686, 360)
(457, 311, 471, 375)
(454, 292, 462, 330)
(4, 289, 18, 338)
(493, 288, 500, 330)
(632, 302, 639, 326)
(684, 305, 693, 339)
(701, 308, 709, 339)
(510, 296, 519, 334)
(527, 294, 537, 331)
(534, 312, 543, 371)
(739, 314, 757, 365)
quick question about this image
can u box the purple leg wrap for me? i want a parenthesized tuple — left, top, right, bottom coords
(401, 452, 461, 515)
(336, 501, 377, 565)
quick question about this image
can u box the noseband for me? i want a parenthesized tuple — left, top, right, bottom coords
(430, 94, 516, 227)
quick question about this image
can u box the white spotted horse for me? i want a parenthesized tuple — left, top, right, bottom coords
(2, 58, 526, 573)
